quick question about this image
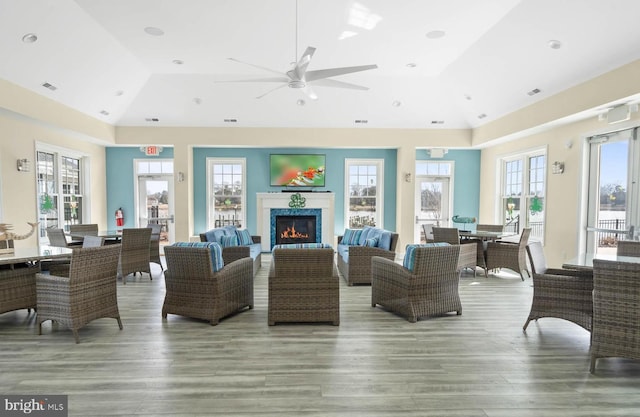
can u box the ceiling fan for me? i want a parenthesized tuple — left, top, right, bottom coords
(221, 1, 377, 100)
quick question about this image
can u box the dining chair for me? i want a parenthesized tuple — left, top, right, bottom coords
(69, 224, 99, 244)
(36, 244, 122, 343)
(473, 224, 505, 276)
(590, 259, 640, 373)
(523, 241, 593, 332)
(147, 223, 164, 271)
(616, 240, 640, 257)
(47, 235, 106, 277)
(117, 228, 152, 284)
(486, 228, 531, 280)
(432, 227, 477, 276)
(46, 228, 80, 248)
(422, 224, 435, 243)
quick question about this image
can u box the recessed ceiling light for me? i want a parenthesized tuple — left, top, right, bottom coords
(296, 99, 306, 106)
(426, 30, 446, 39)
(406, 63, 417, 68)
(392, 100, 402, 107)
(115, 90, 124, 97)
(464, 94, 472, 101)
(144, 27, 164, 36)
(172, 59, 184, 65)
(193, 97, 202, 105)
(22, 33, 38, 43)
(548, 39, 562, 49)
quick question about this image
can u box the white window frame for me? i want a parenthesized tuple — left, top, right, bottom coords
(206, 157, 247, 230)
(497, 147, 547, 242)
(344, 159, 384, 228)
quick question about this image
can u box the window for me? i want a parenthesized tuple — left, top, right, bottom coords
(345, 159, 384, 228)
(499, 149, 546, 241)
(207, 158, 246, 229)
(36, 147, 87, 239)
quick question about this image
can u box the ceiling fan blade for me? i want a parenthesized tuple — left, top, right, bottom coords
(287, 46, 316, 81)
(255, 83, 288, 99)
(306, 64, 378, 82)
(215, 77, 289, 84)
(227, 57, 285, 76)
(310, 78, 369, 91)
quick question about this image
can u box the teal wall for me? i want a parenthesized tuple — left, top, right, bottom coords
(416, 149, 481, 229)
(193, 148, 398, 237)
(105, 147, 174, 229)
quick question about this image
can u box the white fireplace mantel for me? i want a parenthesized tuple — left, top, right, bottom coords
(256, 192, 335, 251)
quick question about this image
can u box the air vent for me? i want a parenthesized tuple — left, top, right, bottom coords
(527, 88, 541, 96)
(41, 82, 57, 91)
(145, 118, 160, 122)
(223, 118, 237, 123)
(99, 110, 110, 116)
(477, 113, 487, 119)
(354, 119, 368, 124)
(430, 120, 444, 124)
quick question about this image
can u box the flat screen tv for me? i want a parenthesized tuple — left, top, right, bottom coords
(270, 154, 326, 187)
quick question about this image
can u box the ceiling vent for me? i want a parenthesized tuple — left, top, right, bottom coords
(99, 110, 110, 116)
(145, 118, 159, 122)
(354, 119, 368, 124)
(223, 118, 237, 123)
(430, 120, 444, 124)
(41, 82, 57, 91)
(477, 113, 487, 119)
(527, 88, 541, 96)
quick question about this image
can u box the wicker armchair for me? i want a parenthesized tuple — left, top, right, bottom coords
(590, 259, 640, 373)
(48, 235, 105, 277)
(163, 245, 253, 325)
(268, 247, 339, 325)
(432, 227, 477, 276)
(486, 228, 531, 280)
(0, 263, 40, 315)
(147, 223, 164, 271)
(371, 244, 461, 322)
(337, 232, 399, 286)
(36, 245, 122, 343)
(617, 240, 640, 257)
(117, 228, 152, 284)
(523, 241, 593, 332)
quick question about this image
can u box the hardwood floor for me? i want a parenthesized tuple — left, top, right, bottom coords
(1, 258, 640, 416)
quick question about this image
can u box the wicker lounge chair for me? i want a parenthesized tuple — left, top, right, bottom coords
(337, 229, 399, 286)
(523, 241, 593, 332)
(616, 240, 640, 257)
(117, 228, 152, 284)
(371, 244, 461, 322)
(486, 228, 531, 280)
(36, 245, 122, 343)
(590, 259, 640, 373)
(163, 245, 253, 325)
(147, 223, 164, 271)
(268, 247, 339, 325)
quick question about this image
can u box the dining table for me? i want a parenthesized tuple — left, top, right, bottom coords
(68, 230, 123, 244)
(562, 252, 640, 270)
(459, 230, 516, 241)
(0, 245, 74, 266)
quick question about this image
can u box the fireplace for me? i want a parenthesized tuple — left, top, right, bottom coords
(269, 208, 322, 249)
(275, 215, 317, 245)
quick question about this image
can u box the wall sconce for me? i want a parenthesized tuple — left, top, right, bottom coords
(404, 172, 412, 183)
(16, 158, 30, 172)
(177, 172, 185, 182)
(552, 161, 564, 174)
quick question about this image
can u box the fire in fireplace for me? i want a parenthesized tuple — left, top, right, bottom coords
(275, 215, 316, 245)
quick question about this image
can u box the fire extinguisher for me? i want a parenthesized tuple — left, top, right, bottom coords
(115, 207, 124, 227)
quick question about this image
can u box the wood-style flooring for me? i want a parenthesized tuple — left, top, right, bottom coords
(1, 258, 640, 416)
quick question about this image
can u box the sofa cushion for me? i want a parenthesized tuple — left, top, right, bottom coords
(222, 225, 238, 236)
(364, 237, 378, 247)
(220, 234, 238, 248)
(236, 229, 254, 245)
(172, 241, 224, 272)
(248, 243, 262, 260)
(358, 226, 374, 245)
(378, 231, 392, 251)
(273, 243, 333, 249)
(403, 243, 450, 272)
(342, 229, 362, 245)
(337, 244, 350, 263)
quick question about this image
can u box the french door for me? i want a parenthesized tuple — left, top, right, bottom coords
(415, 177, 450, 243)
(136, 175, 175, 247)
(585, 127, 639, 254)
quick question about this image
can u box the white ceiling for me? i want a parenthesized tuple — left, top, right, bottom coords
(2, 0, 640, 129)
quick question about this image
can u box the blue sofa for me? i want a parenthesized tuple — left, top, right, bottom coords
(199, 226, 262, 276)
(337, 226, 399, 286)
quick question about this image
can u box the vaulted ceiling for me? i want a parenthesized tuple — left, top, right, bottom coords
(2, 0, 640, 129)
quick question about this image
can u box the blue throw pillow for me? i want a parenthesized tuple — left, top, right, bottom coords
(172, 242, 224, 272)
(378, 231, 392, 251)
(220, 235, 238, 248)
(358, 226, 374, 245)
(403, 243, 450, 272)
(236, 229, 254, 245)
(364, 237, 378, 247)
(341, 229, 363, 245)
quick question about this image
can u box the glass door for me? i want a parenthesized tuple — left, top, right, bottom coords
(415, 177, 450, 242)
(137, 175, 175, 247)
(585, 127, 639, 254)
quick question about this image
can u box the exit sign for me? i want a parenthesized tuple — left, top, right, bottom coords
(143, 146, 162, 156)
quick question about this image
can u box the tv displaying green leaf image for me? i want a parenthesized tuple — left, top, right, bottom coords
(270, 154, 326, 187)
